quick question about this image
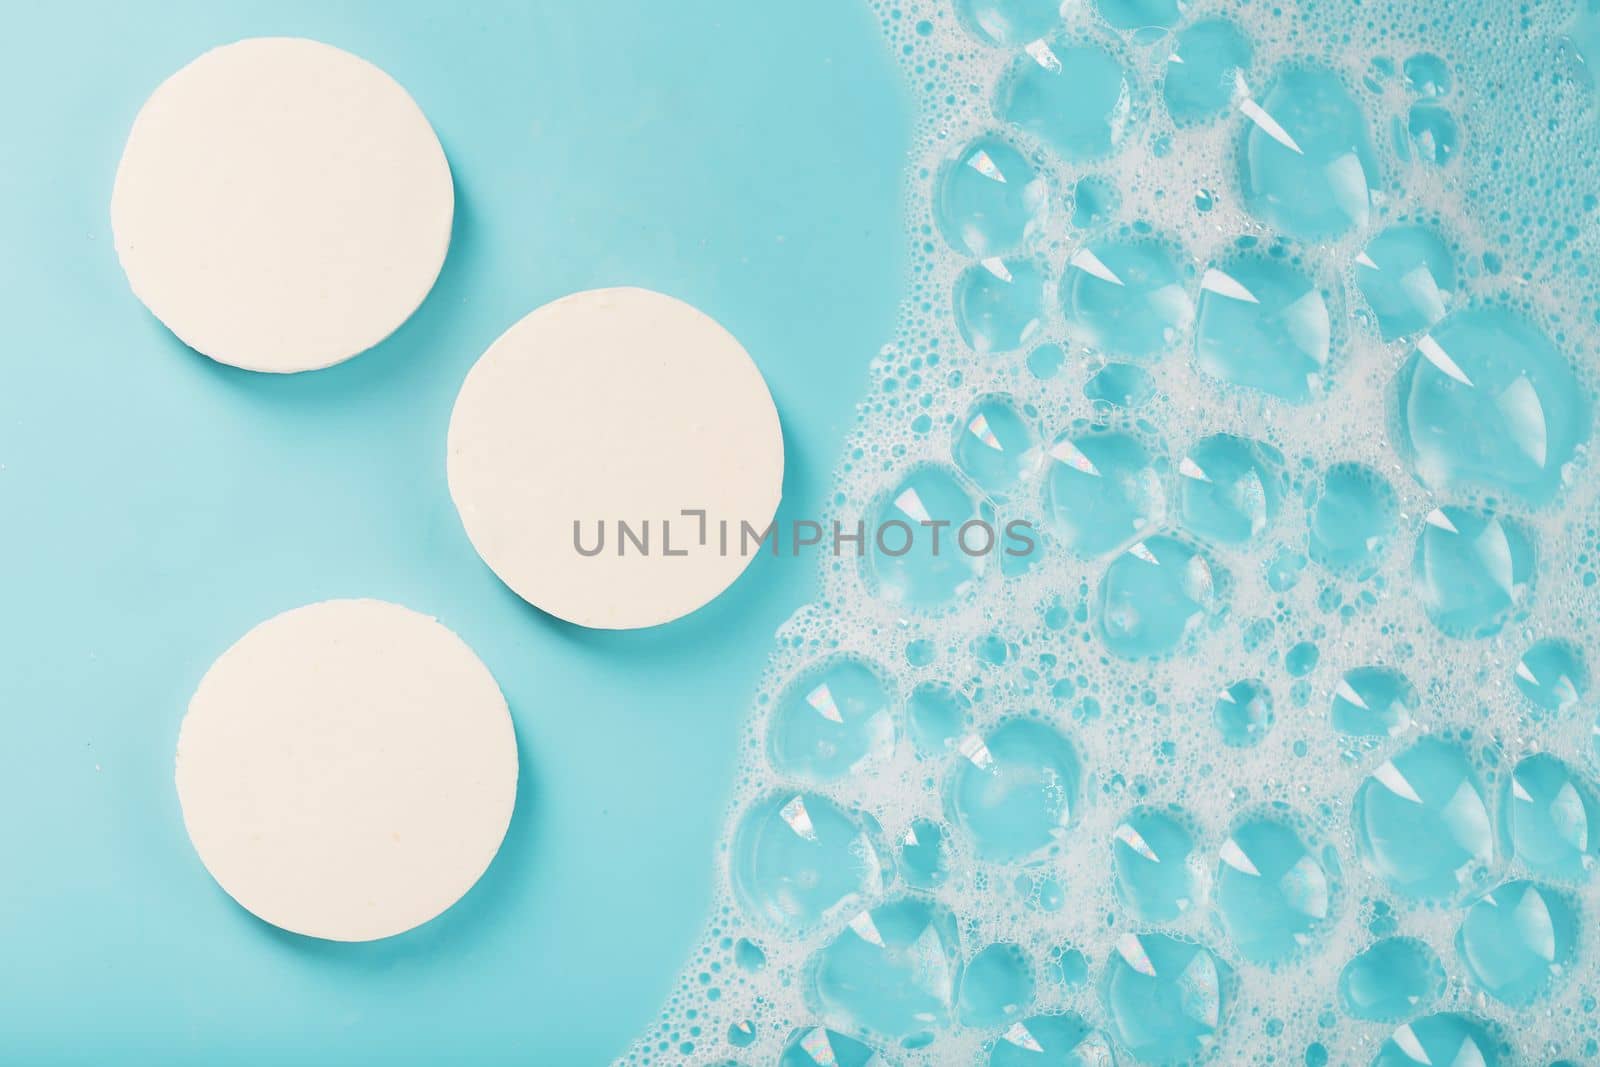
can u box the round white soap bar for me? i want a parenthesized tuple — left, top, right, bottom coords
(111, 37, 454, 372)
(448, 288, 784, 629)
(175, 599, 517, 941)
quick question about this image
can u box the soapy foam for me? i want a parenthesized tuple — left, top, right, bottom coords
(627, 0, 1600, 1062)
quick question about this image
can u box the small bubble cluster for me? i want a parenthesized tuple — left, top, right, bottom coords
(626, 0, 1600, 1063)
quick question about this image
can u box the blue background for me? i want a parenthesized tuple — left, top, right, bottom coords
(0, 2, 907, 1061)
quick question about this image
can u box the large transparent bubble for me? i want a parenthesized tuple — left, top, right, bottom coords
(1194, 252, 1329, 402)
(1060, 237, 1193, 360)
(935, 137, 1049, 257)
(1238, 65, 1377, 240)
(1097, 535, 1222, 659)
(809, 897, 961, 1044)
(1456, 880, 1579, 1006)
(1100, 933, 1230, 1063)
(767, 656, 897, 783)
(996, 40, 1135, 164)
(948, 718, 1081, 862)
(1164, 19, 1251, 124)
(1393, 307, 1589, 506)
(1112, 805, 1200, 921)
(1214, 812, 1334, 964)
(1045, 427, 1167, 556)
(1352, 736, 1492, 901)
(732, 792, 888, 931)
(1337, 937, 1445, 1022)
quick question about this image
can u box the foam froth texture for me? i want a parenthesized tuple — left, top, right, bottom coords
(626, 1, 1600, 1063)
